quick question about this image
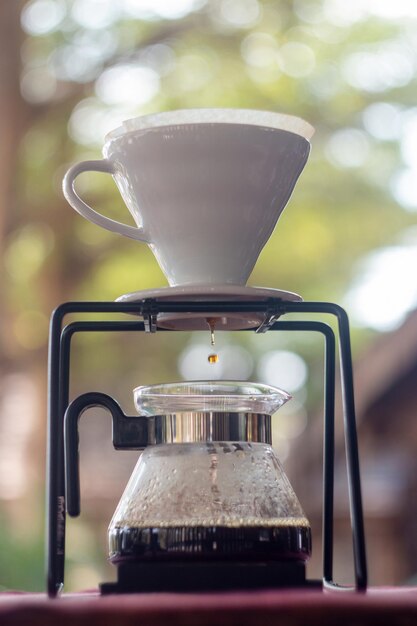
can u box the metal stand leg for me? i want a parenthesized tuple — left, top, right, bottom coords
(46, 303, 143, 597)
(283, 302, 367, 591)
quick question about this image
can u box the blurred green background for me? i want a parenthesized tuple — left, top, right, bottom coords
(1, 0, 417, 591)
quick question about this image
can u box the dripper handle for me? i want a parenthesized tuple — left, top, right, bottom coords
(62, 160, 151, 242)
(64, 392, 149, 517)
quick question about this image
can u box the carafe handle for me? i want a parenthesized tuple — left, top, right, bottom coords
(62, 160, 151, 242)
(64, 392, 149, 517)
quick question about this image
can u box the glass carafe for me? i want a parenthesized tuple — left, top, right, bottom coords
(108, 382, 311, 563)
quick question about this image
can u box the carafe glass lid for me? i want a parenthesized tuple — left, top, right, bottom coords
(134, 381, 291, 416)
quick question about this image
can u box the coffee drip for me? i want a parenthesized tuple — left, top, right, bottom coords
(206, 318, 218, 363)
(207, 318, 216, 346)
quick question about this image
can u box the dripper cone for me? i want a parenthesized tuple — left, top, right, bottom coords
(63, 109, 314, 288)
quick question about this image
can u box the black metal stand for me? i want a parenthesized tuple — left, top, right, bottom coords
(46, 299, 367, 596)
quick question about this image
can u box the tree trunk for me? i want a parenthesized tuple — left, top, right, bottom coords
(0, 0, 29, 370)
(0, 0, 27, 243)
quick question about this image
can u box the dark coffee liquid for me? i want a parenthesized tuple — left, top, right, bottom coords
(109, 525, 311, 563)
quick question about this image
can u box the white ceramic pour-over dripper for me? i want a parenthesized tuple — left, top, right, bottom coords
(63, 109, 314, 287)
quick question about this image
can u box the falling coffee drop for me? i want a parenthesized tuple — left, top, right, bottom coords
(206, 317, 216, 347)
(206, 318, 219, 364)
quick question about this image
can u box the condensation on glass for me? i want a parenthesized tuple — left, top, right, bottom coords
(108, 381, 311, 563)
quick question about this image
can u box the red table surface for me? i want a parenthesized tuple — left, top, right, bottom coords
(0, 588, 416, 626)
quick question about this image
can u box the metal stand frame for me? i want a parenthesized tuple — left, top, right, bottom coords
(46, 299, 367, 596)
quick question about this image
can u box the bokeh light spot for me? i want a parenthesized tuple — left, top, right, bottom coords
(293, 0, 324, 24)
(278, 42, 315, 78)
(21, 0, 66, 36)
(95, 64, 160, 106)
(362, 102, 403, 141)
(257, 351, 307, 393)
(325, 128, 370, 169)
(68, 98, 136, 146)
(241, 32, 279, 68)
(71, 0, 120, 29)
(5, 225, 55, 282)
(400, 111, 417, 169)
(273, 399, 308, 440)
(220, 0, 261, 28)
(391, 169, 417, 211)
(20, 68, 56, 104)
(342, 46, 414, 93)
(345, 243, 417, 330)
(122, 0, 204, 20)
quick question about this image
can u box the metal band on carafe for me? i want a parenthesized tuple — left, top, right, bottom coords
(149, 412, 271, 444)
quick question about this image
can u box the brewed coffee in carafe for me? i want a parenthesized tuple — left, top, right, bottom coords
(108, 382, 311, 564)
